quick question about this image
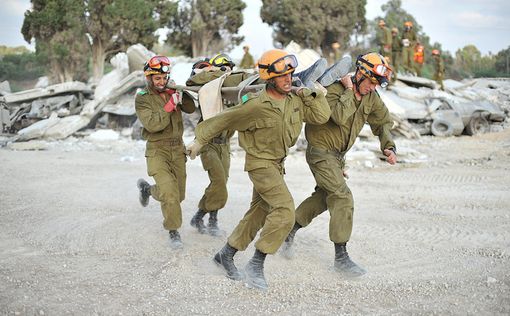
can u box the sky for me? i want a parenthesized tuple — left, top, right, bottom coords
(1, 0, 509, 59)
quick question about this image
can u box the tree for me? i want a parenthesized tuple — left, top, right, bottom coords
(494, 46, 510, 76)
(260, 0, 366, 59)
(165, 0, 246, 57)
(22, 0, 89, 82)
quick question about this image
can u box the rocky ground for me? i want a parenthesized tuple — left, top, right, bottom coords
(1, 129, 509, 315)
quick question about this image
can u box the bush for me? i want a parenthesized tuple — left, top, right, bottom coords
(0, 52, 45, 81)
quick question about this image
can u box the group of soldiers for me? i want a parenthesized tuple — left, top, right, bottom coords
(376, 20, 445, 89)
(134, 48, 397, 290)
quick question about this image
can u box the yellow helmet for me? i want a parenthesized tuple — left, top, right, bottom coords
(144, 56, 171, 77)
(209, 53, 235, 68)
(356, 52, 393, 88)
(257, 49, 298, 80)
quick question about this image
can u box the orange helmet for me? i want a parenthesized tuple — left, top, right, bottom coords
(356, 52, 393, 88)
(257, 49, 298, 80)
(404, 21, 413, 27)
(144, 56, 171, 77)
(432, 49, 440, 56)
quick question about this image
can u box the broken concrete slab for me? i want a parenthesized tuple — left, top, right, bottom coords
(0, 80, 11, 95)
(94, 53, 130, 101)
(44, 115, 90, 140)
(27, 95, 80, 119)
(1, 81, 90, 105)
(101, 94, 136, 116)
(126, 44, 155, 74)
(17, 112, 59, 141)
(397, 74, 438, 89)
(7, 139, 49, 151)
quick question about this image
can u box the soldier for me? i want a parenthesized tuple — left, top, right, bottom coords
(401, 21, 417, 74)
(390, 27, 402, 82)
(376, 20, 392, 57)
(187, 54, 248, 236)
(186, 49, 331, 290)
(135, 56, 196, 249)
(281, 52, 397, 278)
(239, 45, 255, 69)
(432, 49, 445, 90)
(414, 42, 425, 77)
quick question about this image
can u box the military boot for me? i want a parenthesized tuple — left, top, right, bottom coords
(168, 230, 183, 250)
(207, 211, 223, 237)
(190, 209, 207, 234)
(294, 58, 327, 88)
(244, 249, 268, 290)
(318, 55, 352, 87)
(213, 243, 243, 280)
(333, 242, 366, 278)
(137, 179, 151, 207)
(280, 222, 302, 259)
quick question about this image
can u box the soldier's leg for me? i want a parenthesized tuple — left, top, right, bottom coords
(147, 147, 184, 248)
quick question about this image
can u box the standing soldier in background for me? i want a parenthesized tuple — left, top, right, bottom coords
(187, 49, 331, 290)
(414, 42, 425, 77)
(391, 27, 402, 82)
(281, 52, 397, 278)
(432, 49, 445, 90)
(239, 45, 255, 69)
(376, 20, 392, 58)
(135, 56, 196, 249)
(186, 54, 247, 236)
(401, 21, 417, 74)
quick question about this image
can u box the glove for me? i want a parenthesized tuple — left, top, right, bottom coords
(185, 140, 203, 160)
(163, 90, 182, 113)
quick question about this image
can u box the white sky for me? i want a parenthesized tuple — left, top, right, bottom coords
(1, 0, 509, 60)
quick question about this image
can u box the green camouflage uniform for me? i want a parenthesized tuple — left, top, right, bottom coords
(401, 28, 417, 73)
(433, 56, 445, 90)
(194, 87, 331, 254)
(135, 87, 196, 230)
(376, 26, 393, 57)
(391, 32, 402, 81)
(295, 82, 395, 243)
(186, 70, 253, 213)
(239, 52, 255, 69)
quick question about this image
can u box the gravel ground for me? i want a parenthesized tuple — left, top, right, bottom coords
(1, 129, 509, 315)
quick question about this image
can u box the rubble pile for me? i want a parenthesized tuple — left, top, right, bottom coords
(0, 44, 508, 168)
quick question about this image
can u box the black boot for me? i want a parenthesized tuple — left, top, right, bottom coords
(213, 243, 243, 280)
(137, 179, 151, 207)
(168, 230, 183, 249)
(207, 211, 222, 236)
(280, 222, 302, 259)
(334, 242, 366, 278)
(244, 249, 268, 290)
(190, 209, 207, 234)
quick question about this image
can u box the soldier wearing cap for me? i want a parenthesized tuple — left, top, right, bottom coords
(186, 49, 331, 290)
(282, 52, 397, 278)
(135, 55, 196, 249)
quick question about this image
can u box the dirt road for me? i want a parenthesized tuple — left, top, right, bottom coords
(1, 130, 509, 315)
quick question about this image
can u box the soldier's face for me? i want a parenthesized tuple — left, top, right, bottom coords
(151, 74, 168, 91)
(358, 77, 378, 96)
(273, 73, 292, 94)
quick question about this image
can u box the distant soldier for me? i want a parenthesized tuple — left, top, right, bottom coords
(239, 45, 255, 69)
(135, 56, 196, 249)
(432, 49, 445, 90)
(376, 20, 392, 57)
(401, 21, 417, 73)
(391, 27, 402, 82)
(414, 42, 425, 77)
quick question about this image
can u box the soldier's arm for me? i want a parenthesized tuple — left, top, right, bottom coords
(297, 88, 331, 125)
(180, 93, 196, 114)
(195, 101, 257, 144)
(186, 71, 224, 86)
(135, 94, 170, 133)
(327, 81, 358, 126)
(367, 94, 396, 152)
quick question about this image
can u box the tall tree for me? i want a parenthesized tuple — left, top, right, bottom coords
(165, 0, 246, 57)
(22, 0, 89, 82)
(260, 0, 366, 58)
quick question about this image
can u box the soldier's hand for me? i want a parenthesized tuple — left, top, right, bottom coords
(340, 74, 354, 90)
(185, 140, 203, 160)
(383, 148, 397, 165)
(163, 91, 182, 113)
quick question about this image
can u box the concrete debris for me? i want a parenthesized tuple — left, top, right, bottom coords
(35, 76, 49, 89)
(6, 139, 48, 151)
(0, 43, 508, 152)
(86, 129, 120, 142)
